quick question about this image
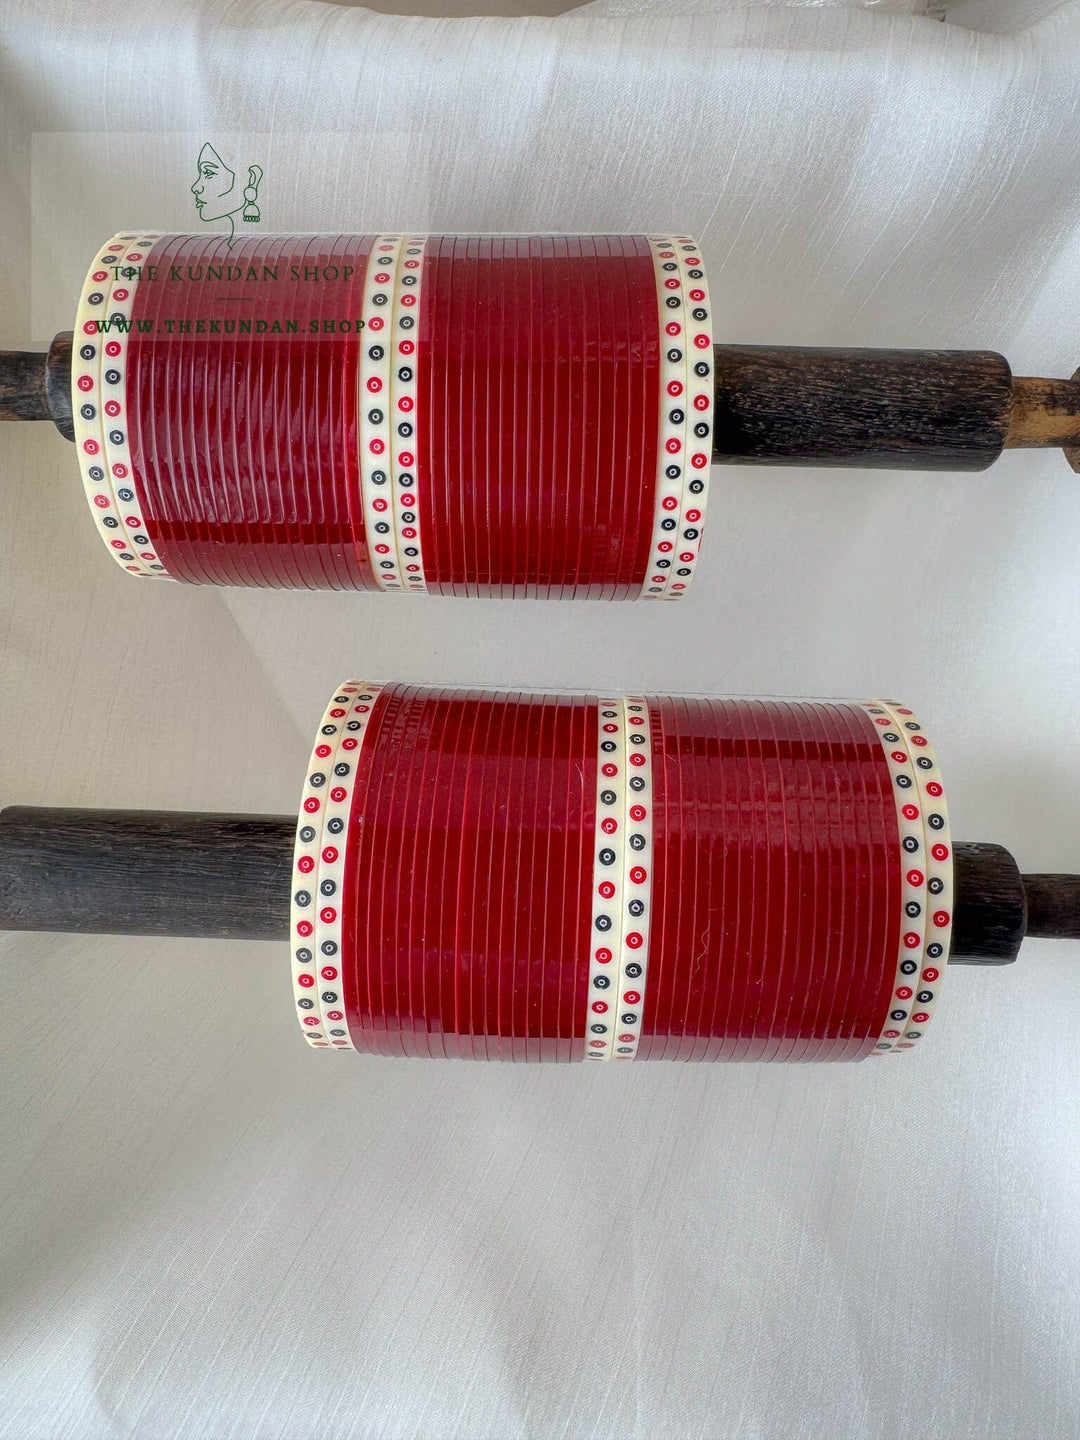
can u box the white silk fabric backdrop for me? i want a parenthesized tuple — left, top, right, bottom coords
(2, 1, 1079, 1436)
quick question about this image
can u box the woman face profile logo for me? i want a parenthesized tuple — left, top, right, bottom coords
(191, 143, 263, 245)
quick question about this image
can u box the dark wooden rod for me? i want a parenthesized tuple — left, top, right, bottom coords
(1, 807, 1077, 959)
(0, 334, 73, 439)
(0, 350, 50, 424)
(712, 346, 1016, 471)
(45, 333, 74, 441)
(5, 336, 1080, 469)
(1004, 377, 1080, 449)
(0, 806, 292, 941)
(950, 841, 1027, 964)
(1021, 874, 1080, 940)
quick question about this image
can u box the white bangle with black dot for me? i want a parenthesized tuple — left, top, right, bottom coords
(391, 236, 428, 592)
(667, 237, 712, 597)
(877, 701, 953, 1051)
(612, 696, 654, 1058)
(640, 238, 690, 600)
(313, 681, 385, 1051)
(860, 702, 930, 1054)
(584, 698, 629, 1059)
(101, 233, 168, 577)
(359, 237, 406, 591)
(291, 687, 360, 1047)
(72, 237, 136, 573)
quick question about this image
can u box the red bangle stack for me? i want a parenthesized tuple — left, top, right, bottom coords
(75, 232, 713, 598)
(290, 683, 953, 1061)
(125, 233, 373, 589)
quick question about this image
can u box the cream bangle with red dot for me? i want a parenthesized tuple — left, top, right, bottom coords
(391, 237, 427, 591)
(290, 682, 383, 1049)
(878, 701, 953, 1051)
(862, 701, 936, 1054)
(641, 238, 689, 599)
(72, 237, 135, 572)
(102, 234, 167, 577)
(583, 696, 655, 1059)
(668, 238, 713, 597)
(309, 681, 361, 1047)
(314, 682, 384, 1050)
(291, 691, 345, 1046)
(291, 684, 361, 1045)
(359, 237, 406, 591)
(585, 699, 629, 1058)
(662, 241, 692, 600)
(613, 697, 654, 1058)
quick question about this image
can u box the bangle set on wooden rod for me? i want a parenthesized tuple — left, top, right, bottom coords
(1, 232, 1077, 598)
(0, 684, 1077, 1063)
(1, 233, 1077, 1068)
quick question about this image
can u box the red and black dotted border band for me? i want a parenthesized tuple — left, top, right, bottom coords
(667, 238, 712, 597)
(391, 237, 427, 591)
(641, 239, 689, 599)
(876, 701, 952, 1051)
(861, 700, 945, 1054)
(290, 681, 383, 1048)
(73, 237, 142, 574)
(360, 238, 405, 591)
(612, 696, 654, 1058)
(313, 682, 385, 1050)
(585, 698, 628, 1058)
(101, 235, 167, 576)
(308, 680, 363, 1047)
(583, 695, 654, 1059)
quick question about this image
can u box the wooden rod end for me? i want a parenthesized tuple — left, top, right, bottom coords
(1021, 874, 1080, 940)
(0, 333, 73, 438)
(1005, 371, 1080, 466)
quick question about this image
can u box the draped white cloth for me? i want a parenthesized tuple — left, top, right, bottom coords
(2, 1, 1079, 1435)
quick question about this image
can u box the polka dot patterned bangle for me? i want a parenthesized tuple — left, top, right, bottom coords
(72, 237, 137, 573)
(612, 696, 654, 1058)
(878, 701, 953, 1050)
(305, 684, 357, 1045)
(640, 238, 689, 599)
(80, 232, 716, 599)
(359, 237, 406, 591)
(313, 681, 385, 1051)
(667, 238, 713, 597)
(861, 702, 930, 1053)
(291, 685, 367, 1047)
(101, 235, 168, 578)
(289, 686, 946, 1062)
(585, 698, 629, 1059)
(391, 236, 427, 592)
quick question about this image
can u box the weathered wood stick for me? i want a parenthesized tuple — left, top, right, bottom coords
(1021, 873, 1080, 940)
(0, 806, 1075, 962)
(1005, 376, 1080, 449)
(0, 350, 50, 425)
(45, 332, 74, 441)
(949, 841, 1027, 964)
(711, 346, 1017, 471)
(4, 337, 1080, 471)
(0, 807, 290, 941)
(0, 334, 73, 439)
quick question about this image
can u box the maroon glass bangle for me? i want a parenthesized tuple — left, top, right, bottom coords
(291, 683, 947, 1061)
(85, 232, 711, 598)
